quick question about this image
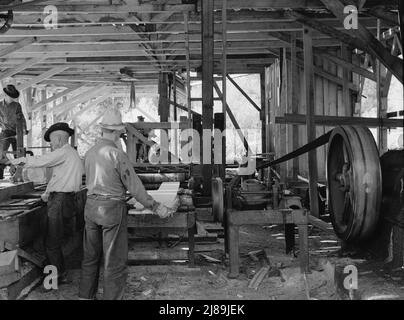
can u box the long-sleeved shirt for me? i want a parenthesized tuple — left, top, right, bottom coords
(0, 100, 27, 132)
(22, 143, 84, 194)
(84, 138, 156, 208)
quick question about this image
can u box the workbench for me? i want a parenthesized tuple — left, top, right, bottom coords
(226, 208, 309, 278)
(127, 190, 196, 267)
(0, 182, 87, 299)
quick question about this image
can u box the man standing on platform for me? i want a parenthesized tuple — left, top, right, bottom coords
(0, 84, 27, 179)
(10, 122, 84, 286)
(79, 108, 171, 300)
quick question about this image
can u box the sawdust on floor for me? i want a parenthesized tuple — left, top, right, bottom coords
(23, 224, 404, 300)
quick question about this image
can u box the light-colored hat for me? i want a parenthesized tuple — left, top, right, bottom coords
(99, 108, 126, 131)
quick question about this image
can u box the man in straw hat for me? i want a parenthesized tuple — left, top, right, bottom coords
(10, 122, 84, 287)
(135, 114, 150, 162)
(79, 108, 171, 300)
(0, 84, 27, 179)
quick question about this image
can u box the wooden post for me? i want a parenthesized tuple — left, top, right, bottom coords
(40, 89, 47, 155)
(279, 48, 287, 183)
(25, 88, 33, 152)
(303, 27, 320, 218)
(341, 44, 352, 116)
(173, 73, 178, 157)
(376, 19, 388, 154)
(260, 72, 266, 160)
(183, 12, 192, 122)
(16, 114, 24, 158)
(158, 73, 169, 122)
(213, 112, 225, 180)
(221, 0, 227, 179)
(290, 32, 299, 180)
(227, 213, 240, 279)
(298, 222, 309, 273)
(201, 0, 214, 196)
(158, 73, 169, 161)
(192, 113, 202, 165)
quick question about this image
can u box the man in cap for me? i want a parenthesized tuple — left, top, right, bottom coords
(79, 108, 170, 300)
(0, 84, 27, 179)
(135, 115, 149, 162)
(10, 122, 84, 286)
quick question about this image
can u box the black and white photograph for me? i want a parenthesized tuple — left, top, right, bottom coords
(0, 0, 402, 308)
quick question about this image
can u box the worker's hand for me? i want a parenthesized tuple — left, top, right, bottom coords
(41, 192, 49, 203)
(154, 202, 172, 219)
(9, 157, 26, 166)
(9, 164, 17, 176)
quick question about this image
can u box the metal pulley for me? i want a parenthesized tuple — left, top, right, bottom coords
(212, 177, 224, 222)
(327, 126, 382, 242)
(0, 10, 13, 34)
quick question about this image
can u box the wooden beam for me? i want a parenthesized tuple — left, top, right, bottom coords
(290, 32, 299, 179)
(71, 92, 111, 121)
(269, 30, 365, 85)
(0, 0, 50, 11)
(53, 84, 107, 116)
(376, 19, 388, 154)
(341, 44, 352, 115)
(136, 105, 158, 122)
(12, 4, 195, 14)
(0, 66, 67, 101)
(0, 37, 37, 58)
(303, 27, 320, 218)
(132, 122, 190, 130)
(228, 209, 307, 226)
(31, 85, 82, 112)
(320, 0, 403, 83)
(221, 0, 228, 181)
(17, 66, 68, 91)
(184, 12, 192, 120)
(0, 56, 46, 81)
(317, 50, 376, 81)
(169, 100, 199, 116)
(275, 114, 404, 128)
(202, 0, 214, 196)
(226, 75, 261, 112)
(368, 6, 400, 26)
(158, 73, 169, 122)
(213, 81, 252, 155)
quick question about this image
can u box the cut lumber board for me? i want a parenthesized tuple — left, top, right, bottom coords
(0, 182, 34, 203)
(129, 181, 180, 214)
(0, 271, 20, 289)
(199, 254, 221, 263)
(248, 266, 270, 290)
(308, 215, 335, 234)
(128, 233, 217, 243)
(0, 210, 24, 220)
(0, 250, 19, 275)
(6, 265, 41, 300)
(128, 248, 189, 261)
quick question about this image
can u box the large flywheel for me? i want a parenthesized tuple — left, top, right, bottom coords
(327, 126, 382, 242)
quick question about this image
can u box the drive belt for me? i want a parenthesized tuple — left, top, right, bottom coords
(256, 130, 333, 170)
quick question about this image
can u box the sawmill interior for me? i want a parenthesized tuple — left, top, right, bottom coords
(0, 0, 403, 302)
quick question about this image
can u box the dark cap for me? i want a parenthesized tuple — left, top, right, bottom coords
(44, 122, 74, 142)
(3, 84, 20, 99)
